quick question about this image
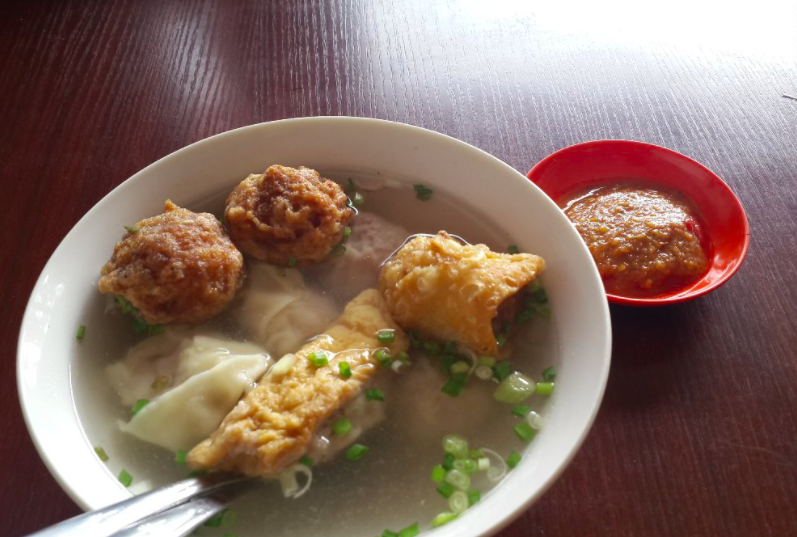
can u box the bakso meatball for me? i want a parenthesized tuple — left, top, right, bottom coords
(98, 200, 245, 325)
(225, 165, 354, 265)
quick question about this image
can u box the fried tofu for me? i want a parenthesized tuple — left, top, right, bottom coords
(379, 231, 545, 355)
(187, 289, 407, 477)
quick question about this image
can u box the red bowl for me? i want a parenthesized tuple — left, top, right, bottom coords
(527, 140, 750, 306)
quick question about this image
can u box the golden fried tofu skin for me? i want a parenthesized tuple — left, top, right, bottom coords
(187, 289, 407, 477)
(225, 165, 354, 265)
(379, 232, 545, 355)
(98, 200, 244, 325)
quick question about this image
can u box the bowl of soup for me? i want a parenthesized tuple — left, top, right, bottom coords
(17, 117, 611, 537)
(527, 140, 750, 306)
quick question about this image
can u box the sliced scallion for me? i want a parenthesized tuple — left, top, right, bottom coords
(494, 372, 535, 404)
(345, 443, 369, 461)
(300, 455, 314, 467)
(493, 360, 512, 381)
(542, 366, 556, 382)
(453, 458, 478, 474)
(338, 361, 352, 378)
(342, 226, 352, 240)
(423, 341, 442, 355)
(496, 334, 507, 348)
(175, 450, 188, 465)
(474, 365, 492, 380)
(431, 512, 458, 527)
(399, 523, 419, 537)
(124, 225, 140, 233)
(118, 469, 133, 487)
(443, 341, 456, 354)
(442, 435, 469, 459)
(507, 245, 520, 254)
(353, 192, 365, 207)
(332, 418, 353, 436)
(431, 465, 446, 482)
(366, 388, 384, 401)
(526, 410, 544, 430)
(468, 489, 481, 506)
(477, 356, 496, 367)
(441, 379, 464, 397)
(94, 446, 109, 462)
(413, 183, 434, 201)
(507, 451, 522, 468)
(512, 404, 532, 417)
(442, 453, 455, 470)
(381, 531, 398, 537)
(76, 325, 86, 340)
(477, 457, 490, 471)
(514, 422, 537, 442)
(187, 469, 207, 478)
(331, 243, 347, 257)
(374, 349, 391, 366)
(131, 399, 150, 415)
(287, 257, 298, 267)
(204, 510, 225, 527)
(450, 361, 469, 375)
(444, 469, 471, 491)
(308, 351, 329, 367)
(448, 490, 469, 514)
(536, 382, 555, 396)
(436, 480, 455, 499)
(377, 330, 396, 343)
(397, 351, 409, 363)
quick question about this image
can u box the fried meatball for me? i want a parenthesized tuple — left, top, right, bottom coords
(225, 165, 354, 265)
(98, 200, 245, 325)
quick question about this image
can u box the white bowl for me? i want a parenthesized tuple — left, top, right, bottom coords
(17, 117, 611, 536)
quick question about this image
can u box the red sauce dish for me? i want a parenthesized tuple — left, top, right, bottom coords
(527, 140, 750, 306)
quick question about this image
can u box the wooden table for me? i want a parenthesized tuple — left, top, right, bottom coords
(2, 1, 795, 536)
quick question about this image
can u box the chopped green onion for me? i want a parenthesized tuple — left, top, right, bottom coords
(423, 341, 442, 355)
(76, 325, 86, 340)
(534, 304, 552, 319)
(413, 183, 434, 200)
(436, 480, 455, 498)
(148, 324, 165, 336)
(377, 330, 396, 343)
(474, 365, 492, 380)
(331, 243, 347, 257)
(514, 422, 537, 442)
(204, 510, 225, 527)
(338, 361, 352, 378)
(443, 341, 456, 354)
(115, 295, 133, 313)
(287, 257, 298, 266)
(450, 361, 469, 375)
(469, 448, 484, 459)
(397, 351, 409, 363)
(399, 523, 420, 537)
(443, 435, 469, 459)
(221, 509, 237, 527)
(468, 489, 481, 506)
(345, 443, 369, 461)
(175, 450, 188, 465)
(492, 360, 513, 381)
(342, 226, 352, 240)
(118, 469, 133, 487)
(507, 245, 520, 254)
(431, 465, 447, 482)
(374, 349, 392, 366)
(151, 375, 171, 391)
(496, 334, 507, 348)
(300, 455, 314, 467)
(346, 178, 357, 193)
(440, 355, 456, 374)
(494, 372, 535, 404)
(332, 418, 353, 436)
(441, 378, 465, 397)
(308, 351, 329, 367)
(512, 404, 532, 417)
(381, 531, 398, 537)
(477, 457, 490, 471)
(366, 388, 385, 401)
(444, 469, 471, 491)
(94, 446, 109, 462)
(431, 512, 458, 527)
(542, 366, 556, 382)
(124, 225, 140, 233)
(527, 410, 544, 430)
(477, 356, 496, 367)
(514, 309, 536, 323)
(448, 490, 469, 514)
(131, 399, 150, 415)
(442, 453, 455, 470)
(536, 382, 555, 395)
(453, 459, 478, 473)
(507, 451, 522, 468)
(187, 469, 207, 478)
(352, 192, 365, 207)
(216, 214, 225, 224)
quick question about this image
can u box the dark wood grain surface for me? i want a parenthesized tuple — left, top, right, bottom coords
(2, 1, 795, 536)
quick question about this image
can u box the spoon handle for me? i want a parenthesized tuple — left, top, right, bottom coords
(23, 475, 253, 537)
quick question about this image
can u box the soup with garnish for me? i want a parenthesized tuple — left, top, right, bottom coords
(73, 166, 557, 537)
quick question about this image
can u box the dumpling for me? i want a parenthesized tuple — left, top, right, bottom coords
(122, 354, 269, 452)
(237, 263, 339, 357)
(107, 330, 268, 406)
(107, 331, 271, 452)
(305, 211, 409, 302)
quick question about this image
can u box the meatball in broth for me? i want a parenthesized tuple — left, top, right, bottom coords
(98, 200, 245, 325)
